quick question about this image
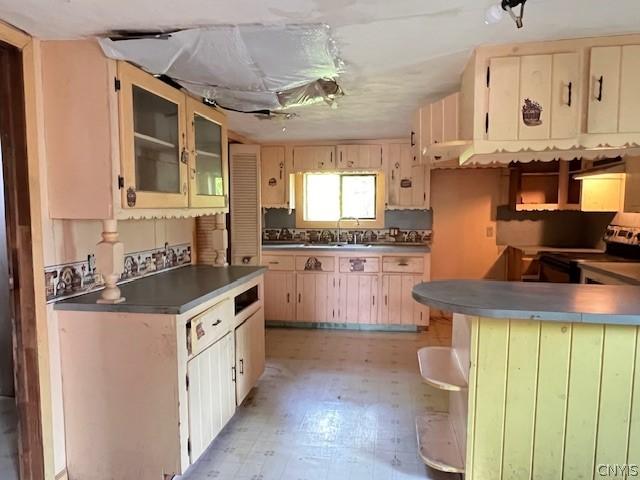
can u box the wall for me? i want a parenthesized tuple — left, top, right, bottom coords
(431, 168, 509, 280)
(0, 140, 13, 397)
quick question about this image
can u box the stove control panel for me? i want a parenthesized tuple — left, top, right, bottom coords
(604, 225, 640, 246)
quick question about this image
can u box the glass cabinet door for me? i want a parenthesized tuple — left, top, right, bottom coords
(118, 62, 188, 209)
(186, 98, 228, 208)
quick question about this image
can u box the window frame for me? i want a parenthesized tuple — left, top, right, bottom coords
(294, 172, 386, 229)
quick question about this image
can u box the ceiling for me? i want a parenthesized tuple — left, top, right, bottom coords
(2, 0, 640, 142)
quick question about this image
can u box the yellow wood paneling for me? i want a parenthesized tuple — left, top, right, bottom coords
(532, 322, 572, 480)
(501, 320, 540, 480)
(594, 325, 638, 472)
(562, 323, 604, 480)
(470, 317, 509, 479)
(627, 328, 640, 468)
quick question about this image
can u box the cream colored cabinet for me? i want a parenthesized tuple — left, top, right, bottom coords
(264, 270, 296, 321)
(186, 97, 228, 208)
(336, 274, 379, 324)
(411, 109, 421, 163)
(261, 146, 288, 207)
(625, 158, 640, 212)
(295, 273, 337, 322)
(380, 274, 428, 326)
(234, 309, 265, 405)
(588, 45, 640, 134)
(580, 175, 626, 212)
(488, 53, 579, 141)
(336, 144, 383, 170)
(42, 41, 230, 219)
(292, 146, 335, 171)
(118, 61, 190, 209)
(187, 331, 235, 462)
(387, 144, 428, 209)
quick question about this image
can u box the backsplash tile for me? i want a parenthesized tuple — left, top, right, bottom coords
(263, 228, 432, 245)
(45, 243, 192, 303)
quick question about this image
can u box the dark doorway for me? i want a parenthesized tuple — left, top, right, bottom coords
(0, 39, 45, 480)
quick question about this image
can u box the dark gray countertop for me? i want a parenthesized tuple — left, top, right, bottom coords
(262, 243, 430, 253)
(54, 265, 266, 315)
(579, 262, 640, 285)
(413, 280, 640, 324)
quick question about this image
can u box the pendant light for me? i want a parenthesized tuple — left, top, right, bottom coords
(484, 0, 528, 29)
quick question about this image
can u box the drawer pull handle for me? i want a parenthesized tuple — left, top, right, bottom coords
(287, 293, 290, 303)
(596, 75, 604, 102)
(372, 295, 376, 306)
(398, 262, 409, 267)
(384, 295, 388, 306)
(268, 261, 280, 265)
(231, 366, 236, 382)
(298, 293, 302, 303)
(212, 319, 222, 327)
(239, 358, 244, 374)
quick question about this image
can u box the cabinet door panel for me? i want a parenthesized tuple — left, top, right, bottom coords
(234, 320, 251, 405)
(384, 275, 403, 325)
(398, 144, 414, 207)
(297, 274, 316, 322)
(420, 104, 432, 163)
(519, 55, 552, 140)
(619, 45, 640, 133)
(588, 46, 621, 134)
(387, 144, 401, 206)
(345, 275, 360, 323)
(261, 146, 286, 207)
(488, 56, 520, 141)
(264, 271, 295, 321)
(401, 275, 416, 325)
(442, 93, 459, 143)
(551, 53, 580, 139)
(315, 273, 330, 322)
(431, 100, 444, 145)
(118, 62, 189, 208)
(411, 165, 426, 208)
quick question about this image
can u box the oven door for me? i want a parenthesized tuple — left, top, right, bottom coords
(539, 259, 572, 283)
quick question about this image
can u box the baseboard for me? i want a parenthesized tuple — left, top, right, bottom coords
(265, 320, 419, 332)
(55, 468, 68, 480)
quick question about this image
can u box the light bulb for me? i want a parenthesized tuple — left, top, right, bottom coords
(484, 4, 504, 25)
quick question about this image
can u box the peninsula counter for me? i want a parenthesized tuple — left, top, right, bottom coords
(411, 280, 640, 479)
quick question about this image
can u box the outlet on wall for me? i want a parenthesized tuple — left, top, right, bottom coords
(486, 226, 494, 238)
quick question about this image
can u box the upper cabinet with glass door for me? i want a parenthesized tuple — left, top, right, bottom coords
(186, 98, 229, 208)
(118, 61, 189, 209)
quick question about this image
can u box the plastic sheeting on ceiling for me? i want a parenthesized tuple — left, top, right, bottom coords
(99, 24, 344, 113)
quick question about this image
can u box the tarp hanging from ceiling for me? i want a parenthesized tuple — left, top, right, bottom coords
(99, 24, 344, 112)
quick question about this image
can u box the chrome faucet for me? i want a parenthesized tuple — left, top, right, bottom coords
(337, 217, 360, 244)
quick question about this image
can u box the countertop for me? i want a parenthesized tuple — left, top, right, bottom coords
(412, 280, 640, 324)
(54, 265, 267, 315)
(579, 261, 640, 285)
(515, 246, 605, 256)
(262, 243, 430, 253)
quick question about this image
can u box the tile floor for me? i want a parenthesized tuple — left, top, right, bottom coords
(0, 396, 19, 480)
(181, 318, 457, 480)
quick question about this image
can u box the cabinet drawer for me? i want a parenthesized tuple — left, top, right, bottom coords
(262, 255, 295, 271)
(187, 298, 233, 358)
(382, 256, 424, 273)
(295, 255, 335, 272)
(339, 257, 380, 273)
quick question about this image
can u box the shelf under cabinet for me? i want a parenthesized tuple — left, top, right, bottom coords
(417, 346, 467, 391)
(415, 412, 465, 474)
(134, 131, 177, 149)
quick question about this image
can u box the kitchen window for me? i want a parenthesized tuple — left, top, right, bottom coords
(295, 172, 385, 228)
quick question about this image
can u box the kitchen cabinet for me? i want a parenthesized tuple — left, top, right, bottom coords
(380, 274, 428, 326)
(579, 174, 626, 212)
(619, 45, 640, 133)
(411, 108, 421, 163)
(261, 146, 288, 207)
(419, 93, 466, 166)
(387, 144, 429, 209)
(187, 331, 235, 461)
(296, 273, 337, 322)
(336, 144, 383, 170)
(292, 145, 335, 171)
(55, 273, 264, 480)
(487, 53, 579, 141)
(42, 40, 230, 219)
(336, 274, 379, 324)
(186, 97, 228, 208)
(263, 250, 430, 327)
(625, 158, 640, 213)
(234, 309, 265, 405)
(263, 270, 296, 321)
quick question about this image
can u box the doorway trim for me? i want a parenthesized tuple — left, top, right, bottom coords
(1, 20, 54, 480)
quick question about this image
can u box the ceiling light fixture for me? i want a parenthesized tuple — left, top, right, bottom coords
(485, 0, 527, 29)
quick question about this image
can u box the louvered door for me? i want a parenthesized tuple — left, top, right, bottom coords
(230, 145, 261, 265)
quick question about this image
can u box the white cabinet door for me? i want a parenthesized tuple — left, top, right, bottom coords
(293, 146, 335, 171)
(619, 45, 640, 133)
(411, 108, 421, 162)
(519, 55, 552, 140)
(381, 274, 427, 326)
(488, 56, 520, 141)
(588, 46, 622, 134)
(264, 271, 296, 321)
(234, 309, 265, 406)
(337, 275, 379, 324)
(337, 145, 383, 170)
(442, 93, 460, 143)
(296, 273, 335, 322)
(187, 332, 235, 463)
(261, 146, 286, 207)
(551, 53, 580, 139)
